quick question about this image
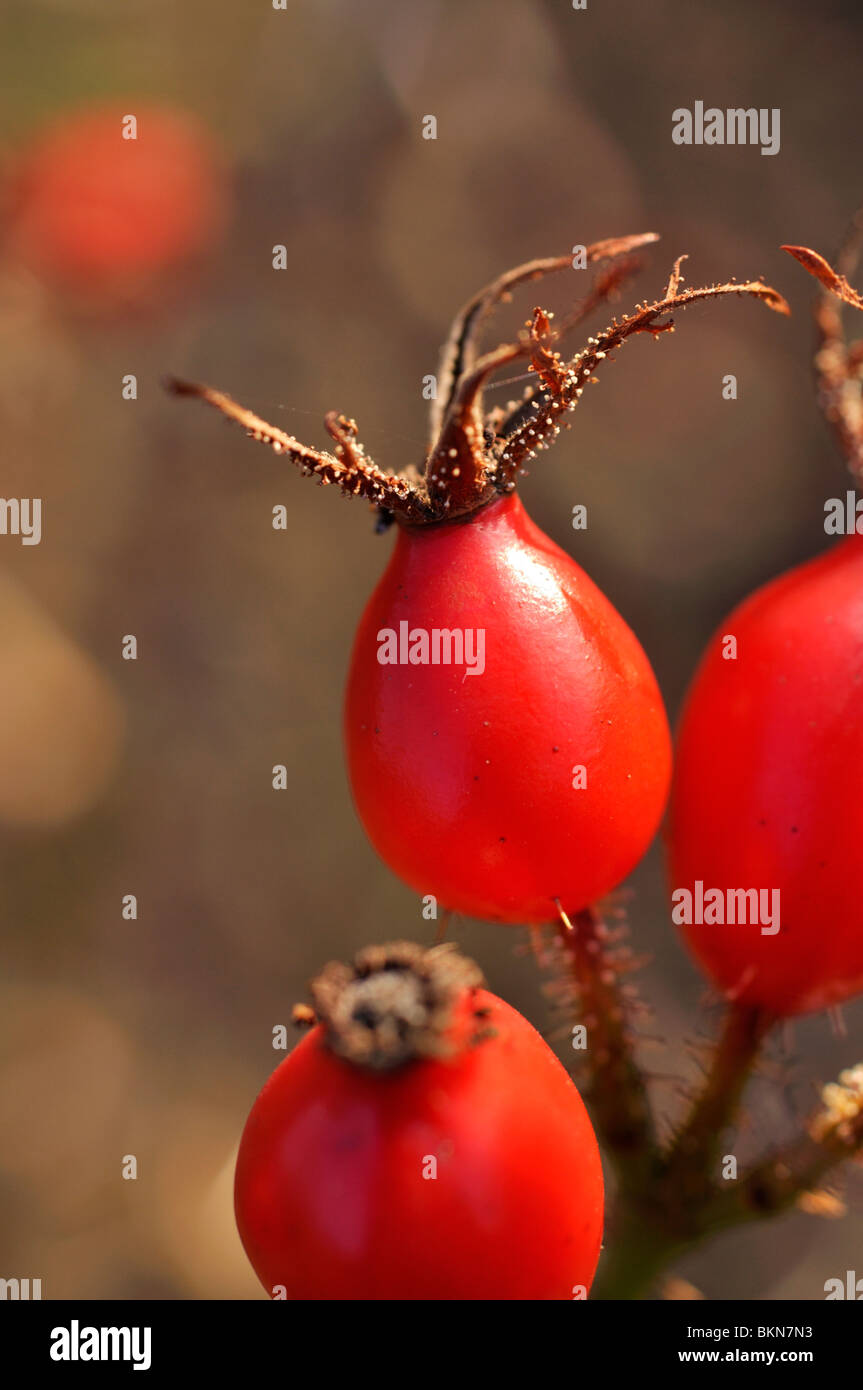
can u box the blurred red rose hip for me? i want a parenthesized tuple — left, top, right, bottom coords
(234, 943, 605, 1300)
(5, 103, 227, 291)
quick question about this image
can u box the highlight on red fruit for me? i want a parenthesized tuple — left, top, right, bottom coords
(5, 103, 228, 292)
(234, 942, 605, 1301)
(169, 237, 786, 924)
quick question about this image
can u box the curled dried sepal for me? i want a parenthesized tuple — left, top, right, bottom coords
(168, 242, 787, 526)
(430, 231, 660, 445)
(782, 226, 863, 479)
(528, 307, 565, 396)
(782, 243, 863, 312)
(491, 266, 789, 488)
(310, 940, 484, 1071)
(495, 255, 646, 441)
(425, 235, 659, 511)
(663, 254, 689, 299)
(424, 340, 524, 514)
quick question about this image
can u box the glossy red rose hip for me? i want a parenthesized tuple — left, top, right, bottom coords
(669, 243, 863, 1019)
(345, 492, 671, 923)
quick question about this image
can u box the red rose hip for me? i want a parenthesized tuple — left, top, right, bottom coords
(668, 239, 863, 1017)
(668, 534, 863, 1016)
(7, 103, 227, 291)
(234, 943, 605, 1300)
(345, 491, 671, 923)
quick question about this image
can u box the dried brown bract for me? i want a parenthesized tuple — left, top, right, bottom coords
(168, 236, 788, 524)
(783, 219, 863, 479)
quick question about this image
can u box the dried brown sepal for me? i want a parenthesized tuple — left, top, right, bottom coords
(528, 307, 567, 398)
(426, 239, 660, 512)
(585, 232, 662, 262)
(165, 377, 433, 522)
(168, 243, 787, 527)
(430, 231, 660, 444)
(430, 254, 571, 449)
(556, 257, 644, 338)
(782, 227, 863, 479)
(491, 268, 790, 489)
(310, 940, 484, 1071)
(428, 256, 656, 506)
(493, 256, 646, 442)
(664, 254, 688, 299)
(425, 340, 524, 515)
(782, 244, 863, 312)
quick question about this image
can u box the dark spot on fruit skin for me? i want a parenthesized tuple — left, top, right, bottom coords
(757, 818, 767, 827)
(790, 826, 798, 834)
(335, 1130, 368, 1154)
(552, 745, 559, 753)
(499, 836, 506, 843)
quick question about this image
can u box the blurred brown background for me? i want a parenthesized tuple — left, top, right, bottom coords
(0, 0, 861, 1299)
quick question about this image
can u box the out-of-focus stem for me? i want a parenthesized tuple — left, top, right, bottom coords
(548, 903, 863, 1299)
(590, 1216, 688, 1302)
(555, 904, 659, 1191)
(665, 1003, 773, 1185)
